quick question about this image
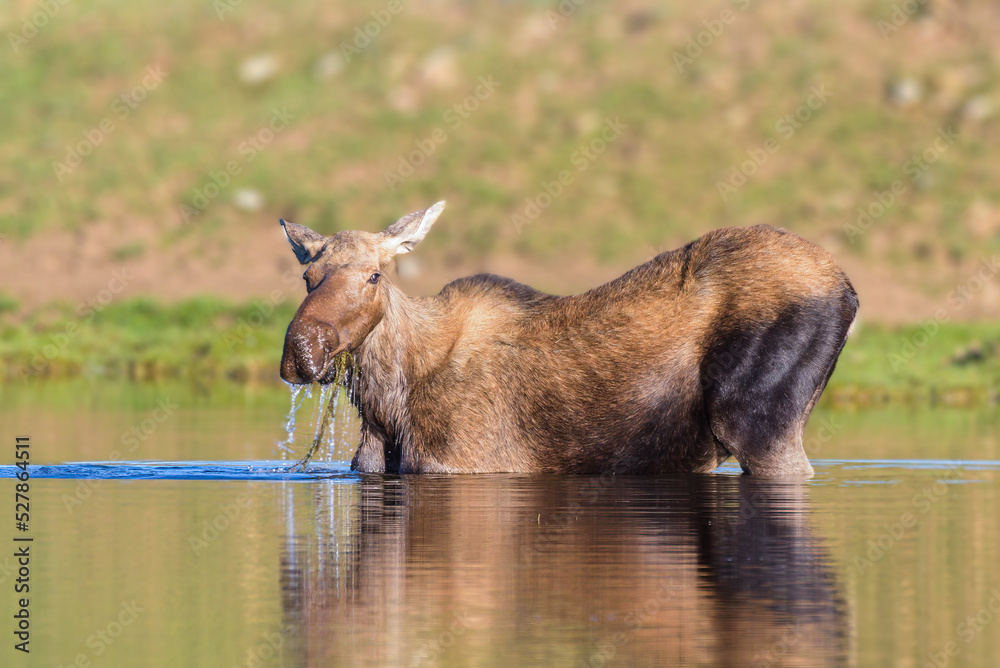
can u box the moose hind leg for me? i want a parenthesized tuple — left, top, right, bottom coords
(704, 299, 853, 477)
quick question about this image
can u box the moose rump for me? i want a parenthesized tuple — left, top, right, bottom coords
(279, 203, 858, 477)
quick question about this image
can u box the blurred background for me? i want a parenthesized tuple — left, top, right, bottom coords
(2, 0, 1000, 398)
(3, 5, 1000, 666)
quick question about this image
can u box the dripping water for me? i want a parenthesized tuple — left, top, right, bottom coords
(318, 389, 342, 462)
(277, 353, 360, 468)
(312, 383, 334, 445)
(277, 382, 311, 458)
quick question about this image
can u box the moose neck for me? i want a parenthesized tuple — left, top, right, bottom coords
(353, 280, 451, 432)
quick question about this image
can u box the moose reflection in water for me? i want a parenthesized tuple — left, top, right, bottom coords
(276, 475, 850, 666)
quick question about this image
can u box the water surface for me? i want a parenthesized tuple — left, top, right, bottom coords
(1, 382, 999, 666)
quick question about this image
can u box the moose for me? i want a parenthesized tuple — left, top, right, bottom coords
(279, 202, 858, 476)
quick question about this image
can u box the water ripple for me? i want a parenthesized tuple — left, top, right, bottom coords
(0, 460, 357, 481)
(2, 458, 999, 482)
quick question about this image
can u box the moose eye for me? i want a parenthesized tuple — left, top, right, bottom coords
(369, 272, 381, 285)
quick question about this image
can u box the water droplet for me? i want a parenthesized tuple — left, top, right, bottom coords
(276, 381, 309, 457)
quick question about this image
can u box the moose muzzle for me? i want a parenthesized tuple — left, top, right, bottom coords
(280, 315, 345, 385)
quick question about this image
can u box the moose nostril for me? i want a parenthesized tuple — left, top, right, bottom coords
(280, 348, 305, 384)
(282, 346, 324, 384)
(280, 320, 341, 385)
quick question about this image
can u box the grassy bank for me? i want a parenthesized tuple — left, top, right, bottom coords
(0, 296, 296, 383)
(2, 296, 999, 405)
(3, 0, 1000, 316)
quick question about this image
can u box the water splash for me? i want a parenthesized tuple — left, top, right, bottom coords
(280, 353, 360, 471)
(312, 383, 334, 446)
(276, 382, 311, 458)
(319, 388, 342, 461)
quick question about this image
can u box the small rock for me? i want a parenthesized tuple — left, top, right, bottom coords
(239, 53, 280, 86)
(625, 11, 659, 35)
(885, 77, 923, 107)
(233, 188, 264, 212)
(420, 47, 459, 89)
(959, 95, 992, 122)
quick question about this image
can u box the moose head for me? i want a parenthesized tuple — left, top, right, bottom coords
(279, 201, 445, 385)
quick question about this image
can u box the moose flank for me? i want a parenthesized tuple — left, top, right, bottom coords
(279, 202, 858, 476)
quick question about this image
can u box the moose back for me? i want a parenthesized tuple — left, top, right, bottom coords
(279, 202, 857, 476)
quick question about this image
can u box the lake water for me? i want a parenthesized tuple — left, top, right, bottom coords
(1, 382, 999, 667)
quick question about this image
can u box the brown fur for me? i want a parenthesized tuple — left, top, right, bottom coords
(279, 203, 858, 476)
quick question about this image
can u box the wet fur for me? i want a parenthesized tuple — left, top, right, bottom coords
(337, 225, 858, 476)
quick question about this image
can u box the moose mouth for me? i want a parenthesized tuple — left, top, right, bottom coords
(279, 319, 353, 385)
(282, 347, 354, 385)
(315, 348, 341, 381)
(315, 346, 355, 385)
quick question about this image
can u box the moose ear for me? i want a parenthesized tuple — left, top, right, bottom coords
(281, 219, 327, 264)
(379, 201, 445, 260)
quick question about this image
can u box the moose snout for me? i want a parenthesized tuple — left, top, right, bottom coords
(280, 318, 342, 385)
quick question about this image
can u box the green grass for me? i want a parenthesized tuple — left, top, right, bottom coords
(1, 0, 998, 285)
(2, 1, 1000, 397)
(0, 296, 297, 383)
(2, 296, 999, 405)
(829, 321, 1000, 405)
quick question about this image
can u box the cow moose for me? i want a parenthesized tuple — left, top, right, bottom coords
(279, 202, 858, 476)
